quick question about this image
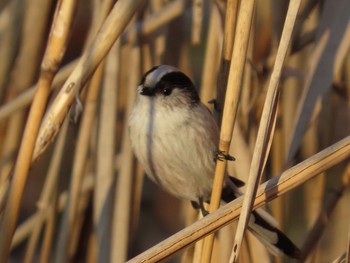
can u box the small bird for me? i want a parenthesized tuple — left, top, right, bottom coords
(128, 65, 301, 259)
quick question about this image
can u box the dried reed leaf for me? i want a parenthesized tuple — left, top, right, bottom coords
(287, 0, 350, 161)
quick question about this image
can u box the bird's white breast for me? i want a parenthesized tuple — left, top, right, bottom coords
(129, 96, 218, 201)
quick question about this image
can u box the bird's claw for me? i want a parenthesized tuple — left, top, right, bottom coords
(215, 151, 235, 162)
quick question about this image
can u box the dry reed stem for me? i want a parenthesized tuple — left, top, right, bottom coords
(216, 0, 239, 113)
(230, 0, 301, 260)
(128, 135, 350, 263)
(54, 65, 103, 263)
(94, 40, 119, 262)
(200, 4, 222, 107)
(33, 0, 144, 162)
(191, 0, 203, 45)
(111, 47, 139, 263)
(0, 0, 77, 261)
(23, 117, 69, 263)
(202, 0, 255, 261)
(0, 60, 77, 122)
(286, 0, 350, 161)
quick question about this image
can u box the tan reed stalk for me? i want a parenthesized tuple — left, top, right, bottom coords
(229, 0, 301, 260)
(32, 0, 144, 162)
(95, 40, 119, 262)
(22, 117, 69, 263)
(286, 0, 350, 162)
(0, 0, 52, 183)
(200, 4, 222, 108)
(111, 47, 140, 263)
(0, 60, 77, 122)
(332, 253, 347, 263)
(201, 0, 255, 260)
(54, 65, 103, 263)
(216, 0, 239, 112)
(11, 174, 95, 249)
(191, 0, 203, 45)
(128, 135, 350, 262)
(0, 0, 77, 261)
(0, 0, 22, 98)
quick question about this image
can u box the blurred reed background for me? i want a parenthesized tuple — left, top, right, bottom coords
(0, 0, 349, 262)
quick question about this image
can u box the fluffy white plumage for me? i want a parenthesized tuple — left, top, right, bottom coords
(129, 66, 218, 201)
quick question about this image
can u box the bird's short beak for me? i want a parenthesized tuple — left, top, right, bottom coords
(140, 87, 155, 96)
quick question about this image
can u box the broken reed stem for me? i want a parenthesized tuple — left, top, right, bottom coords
(0, 0, 78, 261)
(230, 0, 301, 261)
(202, 0, 255, 261)
(32, 0, 145, 161)
(128, 135, 350, 263)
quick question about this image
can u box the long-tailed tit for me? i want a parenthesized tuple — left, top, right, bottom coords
(129, 65, 301, 259)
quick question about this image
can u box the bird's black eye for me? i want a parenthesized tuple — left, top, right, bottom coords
(162, 87, 172, 96)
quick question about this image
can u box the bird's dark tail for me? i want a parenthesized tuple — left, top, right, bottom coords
(221, 180, 301, 260)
